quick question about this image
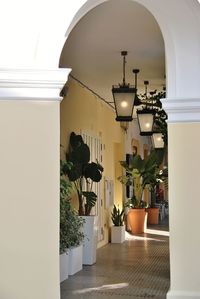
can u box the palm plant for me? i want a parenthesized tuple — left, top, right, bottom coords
(119, 150, 165, 208)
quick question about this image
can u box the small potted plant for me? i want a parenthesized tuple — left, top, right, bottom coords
(111, 205, 125, 243)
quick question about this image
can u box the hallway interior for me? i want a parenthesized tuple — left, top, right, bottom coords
(61, 222, 170, 299)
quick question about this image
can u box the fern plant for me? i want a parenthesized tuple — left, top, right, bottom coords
(111, 205, 125, 226)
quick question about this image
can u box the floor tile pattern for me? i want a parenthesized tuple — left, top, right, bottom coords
(61, 232, 169, 299)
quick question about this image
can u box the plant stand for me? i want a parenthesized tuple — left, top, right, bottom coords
(111, 225, 125, 243)
(59, 252, 69, 283)
(80, 215, 98, 265)
(68, 244, 83, 275)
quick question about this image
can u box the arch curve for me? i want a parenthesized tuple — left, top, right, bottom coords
(62, 0, 200, 98)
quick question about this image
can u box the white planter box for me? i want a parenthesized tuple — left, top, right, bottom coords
(68, 245, 83, 275)
(80, 215, 98, 265)
(111, 225, 125, 243)
(59, 252, 69, 283)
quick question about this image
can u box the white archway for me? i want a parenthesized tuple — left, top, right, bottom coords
(0, 1, 200, 299)
(61, 2, 200, 299)
(63, 0, 200, 99)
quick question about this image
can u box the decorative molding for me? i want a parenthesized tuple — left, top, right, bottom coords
(0, 68, 71, 101)
(167, 290, 200, 299)
(162, 97, 200, 123)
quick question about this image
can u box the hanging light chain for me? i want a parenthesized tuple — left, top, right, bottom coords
(121, 51, 127, 86)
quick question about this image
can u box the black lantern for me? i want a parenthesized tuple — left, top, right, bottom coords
(112, 51, 136, 121)
(137, 81, 155, 136)
(152, 132, 165, 149)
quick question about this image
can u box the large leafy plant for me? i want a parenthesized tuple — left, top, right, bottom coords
(119, 150, 165, 208)
(63, 132, 104, 216)
(60, 160, 85, 254)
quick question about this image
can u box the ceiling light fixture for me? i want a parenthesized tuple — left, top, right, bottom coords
(112, 51, 136, 122)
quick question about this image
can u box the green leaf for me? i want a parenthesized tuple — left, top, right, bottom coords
(70, 143, 90, 164)
(132, 154, 144, 171)
(84, 162, 103, 182)
(70, 132, 84, 149)
(67, 164, 82, 181)
(111, 205, 124, 226)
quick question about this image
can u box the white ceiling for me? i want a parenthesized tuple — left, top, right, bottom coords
(60, 0, 165, 104)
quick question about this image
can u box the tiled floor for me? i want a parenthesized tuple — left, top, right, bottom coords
(61, 222, 170, 299)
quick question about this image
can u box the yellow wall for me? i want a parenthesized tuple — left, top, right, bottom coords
(60, 77, 125, 246)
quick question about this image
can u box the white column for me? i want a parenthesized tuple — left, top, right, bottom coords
(163, 98, 200, 299)
(0, 68, 70, 299)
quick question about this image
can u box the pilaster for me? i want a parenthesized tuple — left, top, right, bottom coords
(0, 68, 70, 299)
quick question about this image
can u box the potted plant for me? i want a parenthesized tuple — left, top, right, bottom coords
(111, 205, 125, 243)
(143, 170, 160, 225)
(142, 154, 168, 224)
(60, 160, 84, 281)
(119, 150, 164, 233)
(63, 132, 104, 265)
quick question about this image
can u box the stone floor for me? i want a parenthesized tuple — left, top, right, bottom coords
(61, 221, 170, 299)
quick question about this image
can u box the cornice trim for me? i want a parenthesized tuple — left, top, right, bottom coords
(162, 97, 200, 123)
(0, 68, 71, 101)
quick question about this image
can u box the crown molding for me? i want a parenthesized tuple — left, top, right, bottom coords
(0, 68, 71, 101)
(162, 97, 200, 123)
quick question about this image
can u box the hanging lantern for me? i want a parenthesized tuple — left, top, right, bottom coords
(137, 81, 155, 136)
(112, 51, 136, 121)
(137, 109, 155, 136)
(152, 132, 165, 149)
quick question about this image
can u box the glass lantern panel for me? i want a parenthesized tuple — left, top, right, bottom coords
(138, 113, 154, 133)
(152, 133, 164, 148)
(114, 92, 134, 117)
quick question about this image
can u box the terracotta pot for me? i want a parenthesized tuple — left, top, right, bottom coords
(147, 207, 159, 225)
(127, 208, 146, 234)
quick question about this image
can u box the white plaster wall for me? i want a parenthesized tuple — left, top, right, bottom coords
(0, 0, 86, 68)
(0, 101, 60, 299)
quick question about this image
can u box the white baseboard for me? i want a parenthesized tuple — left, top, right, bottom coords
(167, 290, 200, 299)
